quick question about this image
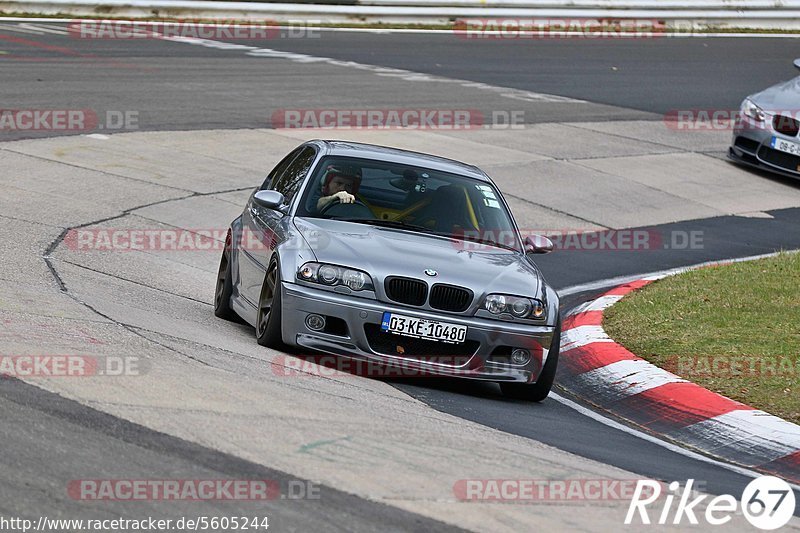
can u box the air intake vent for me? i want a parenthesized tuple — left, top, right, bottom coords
(733, 136, 760, 153)
(429, 284, 473, 312)
(773, 115, 800, 137)
(757, 145, 800, 173)
(385, 277, 427, 306)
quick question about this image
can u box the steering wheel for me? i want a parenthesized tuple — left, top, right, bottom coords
(318, 198, 376, 219)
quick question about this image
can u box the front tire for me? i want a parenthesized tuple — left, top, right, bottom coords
(256, 260, 284, 349)
(500, 317, 561, 402)
(214, 233, 236, 321)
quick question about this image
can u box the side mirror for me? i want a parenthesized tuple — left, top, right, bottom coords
(524, 234, 554, 254)
(253, 190, 286, 211)
(794, 58, 800, 71)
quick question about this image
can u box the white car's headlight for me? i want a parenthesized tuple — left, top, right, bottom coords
(483, 293, 545, 320)
(297, 262, 374, 292)
(741, 98, 766, 123)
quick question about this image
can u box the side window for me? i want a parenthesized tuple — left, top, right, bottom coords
(260, 147, 302, 190)
(273, 146, 316, 203)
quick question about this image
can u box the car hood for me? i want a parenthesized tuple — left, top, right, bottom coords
(293, 217, 543, 298)
(750, 75, 800, 111)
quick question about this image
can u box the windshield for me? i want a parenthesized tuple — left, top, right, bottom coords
(297, 156, 522, 251)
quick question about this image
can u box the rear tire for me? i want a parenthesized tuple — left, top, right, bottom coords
(500, 317, 561, 402)
(256, 260, 285, 349)
(213, 234, 237, 321)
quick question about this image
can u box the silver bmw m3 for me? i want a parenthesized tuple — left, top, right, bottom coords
(214, 140, 561, 401)
(729, 58, 800, 178)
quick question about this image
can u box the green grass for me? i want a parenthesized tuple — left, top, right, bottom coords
(603, 252, 800, 424)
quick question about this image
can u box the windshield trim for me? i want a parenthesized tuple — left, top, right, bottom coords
(296, 155, 524, 252)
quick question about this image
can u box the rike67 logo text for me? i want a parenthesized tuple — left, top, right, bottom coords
(626, 477, 795, 530)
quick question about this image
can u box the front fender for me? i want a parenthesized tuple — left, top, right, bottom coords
(273, 218, 318, 284)
(544, 283, 561, 328)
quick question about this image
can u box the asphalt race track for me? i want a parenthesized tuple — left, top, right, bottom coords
(2, 21, 800, 531)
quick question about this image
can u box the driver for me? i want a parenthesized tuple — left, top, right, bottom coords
(316, 165, 361, 212)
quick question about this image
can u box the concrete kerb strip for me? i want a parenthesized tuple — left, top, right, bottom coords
(558, 252, 800, 484)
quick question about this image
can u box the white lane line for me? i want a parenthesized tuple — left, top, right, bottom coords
(158, 35, 584, 104)
(0, 23, 47, 34)
(246, 45, 584, 103)
(551, 392, 800, 491)
(17, 23, 71, 35)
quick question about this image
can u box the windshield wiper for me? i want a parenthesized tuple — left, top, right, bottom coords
(339, 218, 434, 233)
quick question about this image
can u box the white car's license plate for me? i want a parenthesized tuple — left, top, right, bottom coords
(381, 312, 467, 344)
(770, 136, 800, 156)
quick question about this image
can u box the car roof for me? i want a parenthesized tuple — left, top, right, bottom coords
(309, 139, 491, 182)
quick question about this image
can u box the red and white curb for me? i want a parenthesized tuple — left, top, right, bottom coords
(559, 275, 800, 484)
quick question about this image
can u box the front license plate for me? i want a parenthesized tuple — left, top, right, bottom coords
(381, 312, 467, 344)
(770, 136, 800, 156)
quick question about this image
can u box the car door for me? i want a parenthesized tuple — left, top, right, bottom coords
(237, 147, 302, 307)
(239, 146, 317, 305)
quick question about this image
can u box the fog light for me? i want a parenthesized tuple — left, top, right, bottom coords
(305, 314, 326, 331)
(511, 348, 530, 365)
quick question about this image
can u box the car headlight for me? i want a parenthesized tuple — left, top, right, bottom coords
(482, 294, 545, 320)
(341, 269, 369, 291)
(318, 265, 338, 285)
(741, 98, 766, 123)
(297, 262, 374, 292)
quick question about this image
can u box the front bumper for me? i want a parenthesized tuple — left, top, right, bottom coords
(729, 124, 800, 179)
(280, 281, 557, 384)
